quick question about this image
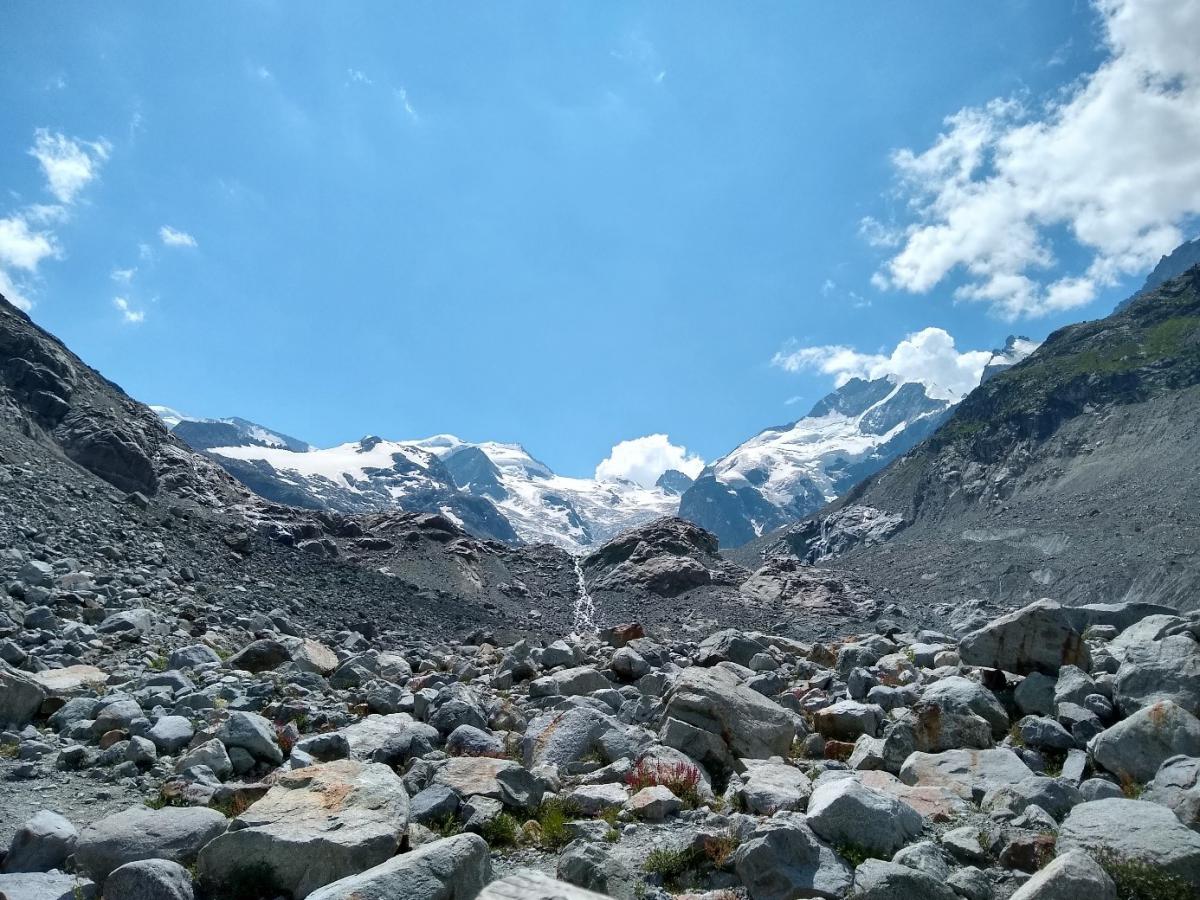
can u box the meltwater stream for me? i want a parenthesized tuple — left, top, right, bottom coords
(572, 556, 598, 635)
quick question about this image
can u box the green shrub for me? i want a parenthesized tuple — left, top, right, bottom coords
(534, 797, 578, 850)
(481, 813, 519, 848)
(1093, 850, 1194, 900)
(835, 842, 885, 868)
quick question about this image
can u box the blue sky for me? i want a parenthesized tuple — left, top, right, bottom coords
(2, 1, 1197, 480)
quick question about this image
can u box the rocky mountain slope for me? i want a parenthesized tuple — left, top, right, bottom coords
(680, 338, 1036, 550)
(739, 266, 1200, 619)
(1116, 234, 1200, 311)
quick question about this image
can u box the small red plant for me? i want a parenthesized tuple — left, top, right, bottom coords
(625, 760, 702, 806)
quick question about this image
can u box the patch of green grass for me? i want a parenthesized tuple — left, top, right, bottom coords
(481, 813, 519, 848)
(144, 791, 189, 810)
(533, 797, 579, 850)
(147, 655, 167, 671)
(643, 846, 704, 890)
(1093, 850, 1195, 900)
(642, 832, 740, 890)
(1008, 723, 1026, 748)
(604, 828, 621, 843)
(428, 814, 463, 838)
(0, 743, 19, 759)
(835, 842, 885, 868)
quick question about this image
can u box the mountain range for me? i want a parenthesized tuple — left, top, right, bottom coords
(155, 337, 1035, 551)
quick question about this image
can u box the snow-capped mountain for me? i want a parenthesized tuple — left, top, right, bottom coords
(153, 412, 679, 551)
(677, 336, 1038, 548)
(410, 435, 681, 550)
(149, 407, 313, 453)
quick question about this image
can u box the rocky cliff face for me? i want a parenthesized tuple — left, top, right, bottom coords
(0, 294, 246, 509)
(739, 266, 1200, 616)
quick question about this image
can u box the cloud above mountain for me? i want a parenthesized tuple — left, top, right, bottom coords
(595, 434, 704, 487)
(773, 327, 994, 400)
(868, 0, 1200, 319)
(0, 130, 109, 311)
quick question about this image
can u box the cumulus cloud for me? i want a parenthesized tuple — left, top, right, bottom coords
(772, 327, 995, 400)
(0, 216, 58, 272)
(595, 434, 705, 488)
(113, 296, 144, 324)
(29, 129, 110, 205)
(0, 129, 108, 312)
(159, 225, 197, 248)
(871, 0, 1200, 319)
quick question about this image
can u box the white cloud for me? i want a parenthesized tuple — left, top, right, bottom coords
(595, 434, 705, 488)
(29, 129, 110, 204)
(871, 0, 1200, 319)
(159, 225, 197, 248)
(0, 268, 33, 312)
(347, 68, 373, 86)
(0, 215, 58, 271)
(395, 87, 419, 123)
(113, 296, 144, 324)
(111, 266, 136, 284)
(0, 129, 108, 312)
(772, 327, 995, 400)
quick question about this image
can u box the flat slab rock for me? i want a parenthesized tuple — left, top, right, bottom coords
(899, 748, 1034, 801)
(197, 759, 409, 899)
(479, 869, 610, 899)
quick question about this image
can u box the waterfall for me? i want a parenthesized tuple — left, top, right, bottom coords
(572, 556, 598, 635)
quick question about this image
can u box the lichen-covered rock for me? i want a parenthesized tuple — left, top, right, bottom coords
(1058, 798, 1200, 885)
(196, 760, 409, 899)
(1089, 700, 1200, 783)
(958, 600, 1090, 675)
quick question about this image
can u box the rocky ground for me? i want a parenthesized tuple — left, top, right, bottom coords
(4, 515, 1200, 900)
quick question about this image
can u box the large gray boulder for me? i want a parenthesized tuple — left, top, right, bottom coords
(4, 810, 78, 873)
(522, 706, 631, 768)
(696, 629, 767, 667)
(528, 666, 610, 698)
(1090, 699, 1200, 783)
(850, 859, 959, 900)
(958, 599, 1089, 675)
(305, 834, 490, 900)
(899, 748, 1034, 801)
(216, 710, 283, 765)
(224, 638, 290, 673)
(1114, 634, 1200, 716)
(1144, 755, 1200, 830)
(103, 859, 194, 900)
(737, 760, 813, 814)
(658, 664, 794, 771)
(433, 756, 543, 811)
(1058, 798, 1200, 884)
(76, 805, 227, 882)
(919, 676, 1009, 738)
(982, 776, 1082, 821)
(805, 777, 923, 856)
(733, 815, 853, 900)
(0, 662, 48, 727)
(1009, 848, 1116, 900)
(197, 760, 409, 899)
(168, 644, 221, 670)
(0, 872, 97, 900)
